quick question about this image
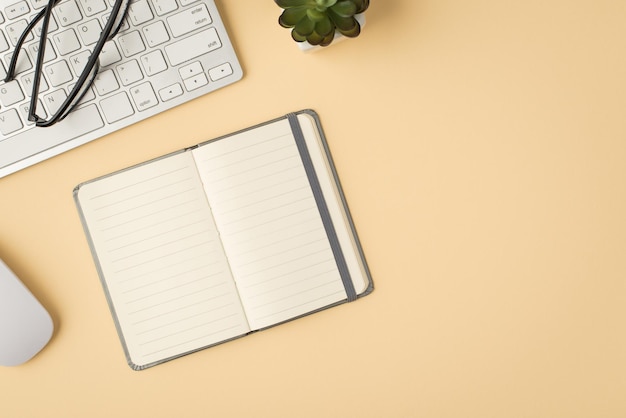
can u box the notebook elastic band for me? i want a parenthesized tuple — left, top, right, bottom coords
(287, 113, 357, 302)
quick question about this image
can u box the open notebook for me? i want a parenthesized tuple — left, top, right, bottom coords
(74, 110, 372, 370)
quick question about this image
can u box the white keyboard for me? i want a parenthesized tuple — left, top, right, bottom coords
(0, 0, 242, 178)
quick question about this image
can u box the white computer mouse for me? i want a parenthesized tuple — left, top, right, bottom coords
(0, 258, 53, 366)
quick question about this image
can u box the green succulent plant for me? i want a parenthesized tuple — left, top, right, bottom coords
(276, 0, 370, 47)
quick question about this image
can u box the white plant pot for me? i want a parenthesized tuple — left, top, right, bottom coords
(298, 13, 366, 52)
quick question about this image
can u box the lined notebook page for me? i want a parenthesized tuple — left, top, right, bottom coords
(76, 152, 249, 367)
(193, 119, 347, 330)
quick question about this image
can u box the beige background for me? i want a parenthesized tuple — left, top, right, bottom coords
(1, 0, 625, 416)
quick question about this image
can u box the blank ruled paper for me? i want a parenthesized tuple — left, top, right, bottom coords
(193, 119, 347, 330)
(76, 152, 249, 367)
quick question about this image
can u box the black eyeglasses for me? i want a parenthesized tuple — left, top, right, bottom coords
(3, 0, 130, 127)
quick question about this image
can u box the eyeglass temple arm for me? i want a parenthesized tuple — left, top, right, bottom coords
(4, 0, 61, 83)
(29, 1, 58, 122)
(4, 15, 41, 82)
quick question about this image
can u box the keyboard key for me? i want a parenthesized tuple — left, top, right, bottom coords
(0, 108, 23, 135)
(150, 0, 176, 16)
(130, 81, 157, 111)
(45, 60, 73, 86)
(69, 49, 90, 75)
(4, 48, 32, 74)
(158, 82, 182, 101)
(69, 82, 95, 103)
(55, 0, 82, 26)
(164, 27, 221, 66)
(43, 88, 67, 114)
(208, 62, 232, 81)
(18, 99, 46, 124)
(100, 91, 133, 122)
(6, 19, 32, 45)
(31, 0, 48, 9)
(167, 4, 211, 38)
(140, 49, 167, 76)
(28, 38, 57, 63)
(179, 61, 202, 79)
(20, 71, 49, 96)
(102, 11, 129, 33)
(5, 1, 30, 20)
(32, 11, 58, 36)
(128, 0, 153, 26)
(118, 30, 146, 57)
(116, 59, 143, 85)
(100, 40, 122, 67)
(0, 79, 24, 106)
(52, 29, 81, 55)
(183, 72, 207, 91)
(78, 0, 106, 16)
(93, 68, 119, 95)
(77, 18, 102, 45)
(142, 20, 169, 47)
